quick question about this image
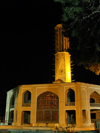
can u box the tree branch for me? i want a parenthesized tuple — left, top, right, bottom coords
(83, 5, 100, 19)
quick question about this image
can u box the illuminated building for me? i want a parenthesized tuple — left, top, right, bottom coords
(54, 24, 71, 83)
(5, 24, 100, 129)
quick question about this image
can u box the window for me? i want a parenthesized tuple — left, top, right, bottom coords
(22, 91, 31, 107)
(66, 89, 75, 106)
(22, 111, 30, 124)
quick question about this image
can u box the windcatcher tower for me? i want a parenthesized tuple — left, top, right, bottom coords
(54, 24, 71, 82)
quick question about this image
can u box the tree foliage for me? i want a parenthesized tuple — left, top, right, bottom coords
(54, 0, 100, 75)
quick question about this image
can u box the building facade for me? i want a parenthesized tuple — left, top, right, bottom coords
(5, 82, 100, 127)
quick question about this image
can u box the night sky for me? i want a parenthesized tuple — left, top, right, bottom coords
(1, 0, 100, 118)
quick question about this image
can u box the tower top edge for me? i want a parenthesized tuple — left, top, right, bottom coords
(54, 24, 63, 29)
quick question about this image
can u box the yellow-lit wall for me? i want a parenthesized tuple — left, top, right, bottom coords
(5, 82, 100, 128)
(55, 52, 71, 82)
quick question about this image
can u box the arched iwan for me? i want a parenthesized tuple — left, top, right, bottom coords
(37, 91, 59, 123)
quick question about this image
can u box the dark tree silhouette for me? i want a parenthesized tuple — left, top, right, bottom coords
(54, 0, 100, 75)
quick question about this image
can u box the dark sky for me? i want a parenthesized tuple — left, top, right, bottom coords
(1, 0, 62, 89)
(0, 0, 100, 118)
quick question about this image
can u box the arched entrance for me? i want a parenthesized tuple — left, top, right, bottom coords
(37, 91, 59, 123)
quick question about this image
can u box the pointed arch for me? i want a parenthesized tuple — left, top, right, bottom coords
(37, 91, 59, 123)
(90, 91, 100, 102)
(22, 90, 31, 107)
(90, 91, 100, 106)
(90, 91, 100, 97)
(65, 88, 75, 106)
(67, 89, 75, 102)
